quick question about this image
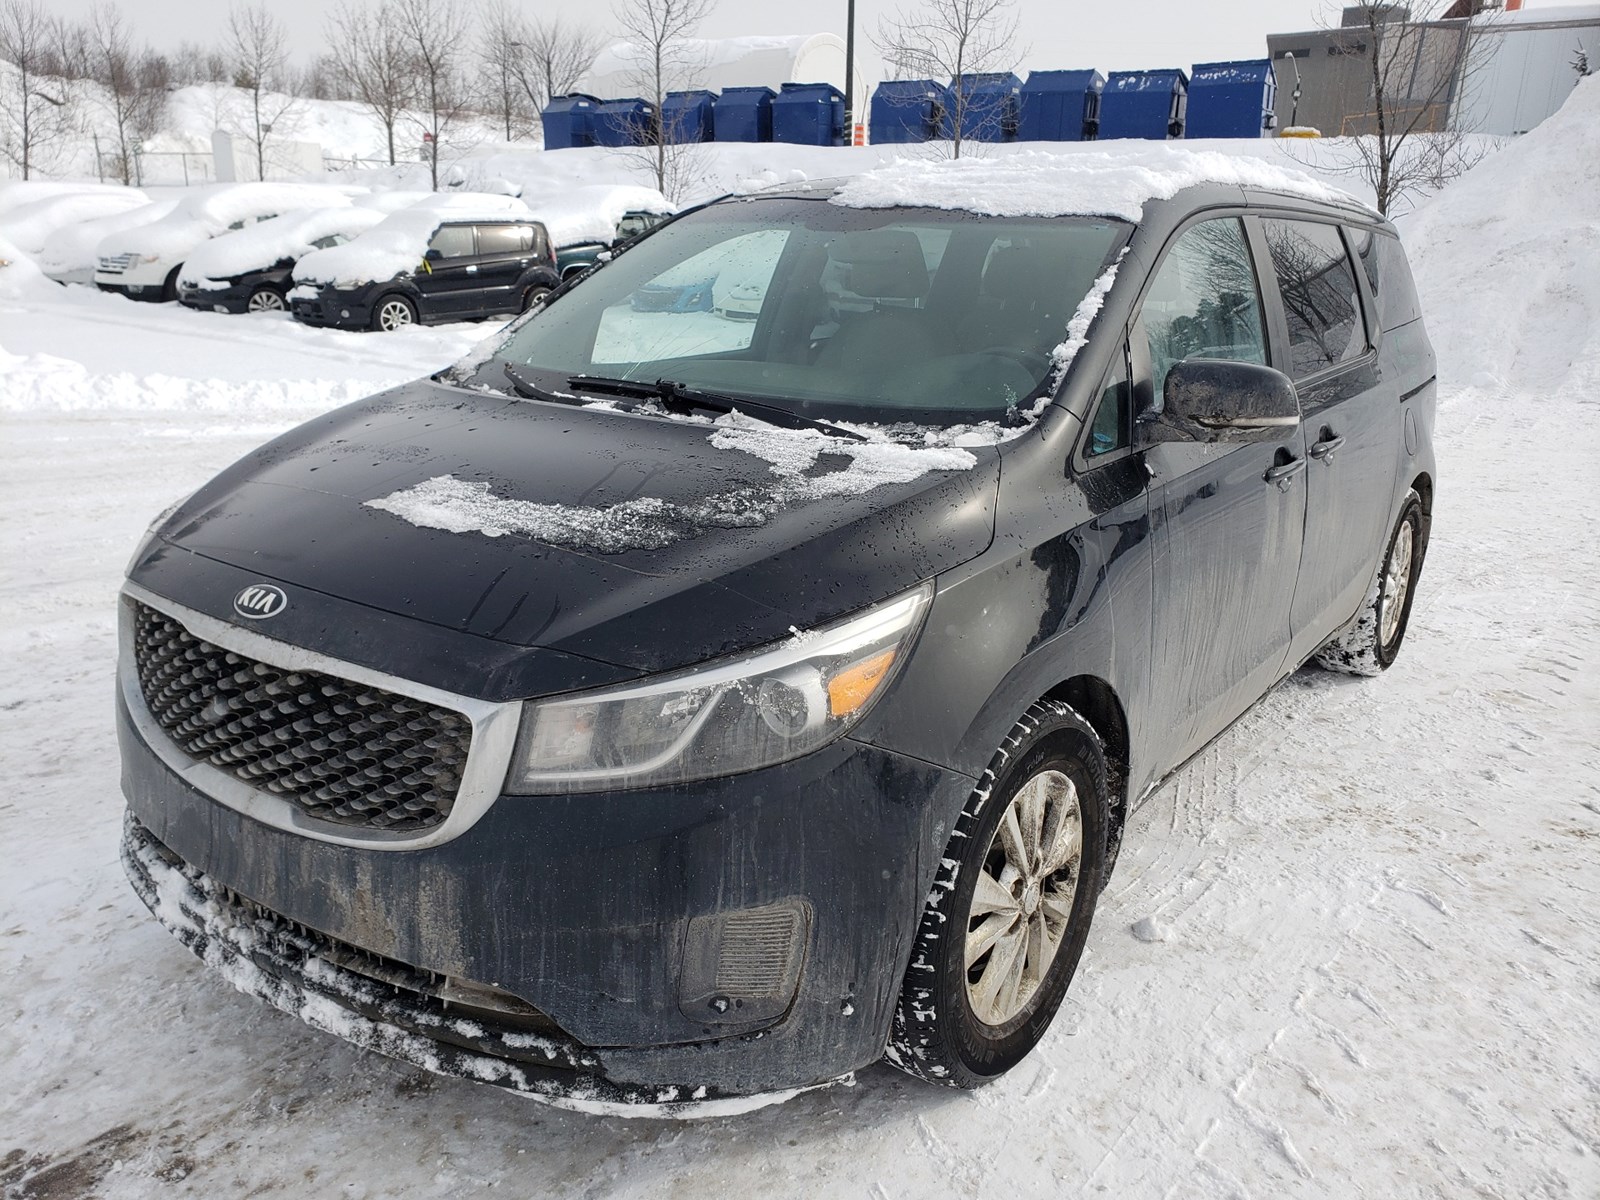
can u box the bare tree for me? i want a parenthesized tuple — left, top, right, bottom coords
(87, 3, 158, 184)
(1330, 0, 1498, 214)
(875, 0, 1020, 158)
(514, 15, 603, 111)
(477, 1, 537, 142)
(226, 4, 300, 180)
(392, 0, 470, 189)
(327, 1, 414, 165)
(0, 0, 74, 179)
(611, 0, 713, 195)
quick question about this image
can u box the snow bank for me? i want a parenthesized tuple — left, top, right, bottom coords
(180, 206, 390, 285)
(1400, 76, 1600, 393)
(292, 194, 533, 288)
(99, 182, 360, 260)
(524, 184, 673, 248)
(0, 186, 148, 254)
(830, 146, 1360, 223)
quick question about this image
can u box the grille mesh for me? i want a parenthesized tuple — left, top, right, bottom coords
(131, 601, 472, 832)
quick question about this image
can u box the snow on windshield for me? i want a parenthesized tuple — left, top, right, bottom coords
(292, 194, 534, 287)
(830, 146, 1360, 223)
(366, 418, 977, 554)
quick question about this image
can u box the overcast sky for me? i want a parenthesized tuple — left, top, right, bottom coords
(39, 0, 1579, 80)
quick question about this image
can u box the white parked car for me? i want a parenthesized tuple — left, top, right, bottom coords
(93, 182, 355, 302)
(717, 281, 766, 321)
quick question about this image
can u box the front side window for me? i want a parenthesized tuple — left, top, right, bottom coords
(428, 225, 476, 259)
(1142, 217, 1268, 399)
(474, 197, 1128, 426)
(478, 224, 534, 255)
(1262, 218, 1366, 378)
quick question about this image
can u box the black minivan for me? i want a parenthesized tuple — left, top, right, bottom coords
(119, 160, 1436, 1113)
(290, 216, 561, 332)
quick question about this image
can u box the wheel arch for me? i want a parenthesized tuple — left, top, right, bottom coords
(1042, 674, 1130, 878)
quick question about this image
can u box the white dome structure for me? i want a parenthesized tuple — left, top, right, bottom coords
(579, 33, 847, 97)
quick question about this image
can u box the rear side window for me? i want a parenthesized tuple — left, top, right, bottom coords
(478, 224, 534, 255)
(1261, 219, 1366, 378)
(1141, 217, 1268, 399)
(1352, 227, 1423, 331)
(428, 225, 476, 259)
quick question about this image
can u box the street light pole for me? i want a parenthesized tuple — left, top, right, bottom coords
(845, 0, 857, 132)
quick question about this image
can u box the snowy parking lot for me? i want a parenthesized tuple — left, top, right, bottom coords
(4, 103, 1600, 1198)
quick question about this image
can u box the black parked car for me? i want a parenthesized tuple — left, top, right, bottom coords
(290, 214, 560, 332)
(177, 208, 386, 315)
(118, 166, 1435, 1112)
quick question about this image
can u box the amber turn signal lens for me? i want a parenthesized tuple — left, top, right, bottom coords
(826, 649, 898, 719)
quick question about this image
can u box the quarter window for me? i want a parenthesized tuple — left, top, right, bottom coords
(477, 224, 534, 255)
(1142, 217, 1268, 399)
(428, 225, 476, 259)
(1087, 345, 1132, 458)
(1262, 219, 1366, 378)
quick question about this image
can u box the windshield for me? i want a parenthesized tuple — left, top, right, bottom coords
(468, 195, 1128, 426)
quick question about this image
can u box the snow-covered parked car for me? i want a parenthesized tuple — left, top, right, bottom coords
(93, 182, 352, 302)
(0, 185, 151, 261)
(288, 194, 559, 332)
(716, 281, 765, 321)
(36, 197, 181, 286)
(116, 150, 1438, 1112)
(531, 184, 675, 280)
(177, 207, 392, 314)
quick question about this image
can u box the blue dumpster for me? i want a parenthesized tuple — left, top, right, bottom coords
(541, 93, 602, 150)
(1099, 69, 1188, 140)
(715, 86, 776, 142)
(1185, 59, 1277, 139)
(1017, 69, 1105, 141)
(661, 90, 715, 144)
(772, 82, 846, 146)
(942, 72, 1021, 143)
(869, 79, 944, 144)
(593, 97, 656, 148)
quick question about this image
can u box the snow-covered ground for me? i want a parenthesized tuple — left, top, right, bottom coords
(2, 83, 1598, 1198)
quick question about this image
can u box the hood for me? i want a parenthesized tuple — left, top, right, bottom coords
(140, 380, 999, 675)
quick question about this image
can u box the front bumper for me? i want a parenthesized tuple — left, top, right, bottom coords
(118, 676, 971, 1101)
(178, 281, 250, 313)
(290, 289, 372, 330)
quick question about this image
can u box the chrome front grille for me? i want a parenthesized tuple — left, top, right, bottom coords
(98, 253, 135, 273)
(130, 601, 473, 832)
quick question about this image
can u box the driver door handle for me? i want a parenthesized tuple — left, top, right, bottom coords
(1309, 434, 1345, 460)
(1264, 457, 1307, 490)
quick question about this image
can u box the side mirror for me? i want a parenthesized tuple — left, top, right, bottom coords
(1140, 358, 1300, 444)
(423, 248, 443, 262)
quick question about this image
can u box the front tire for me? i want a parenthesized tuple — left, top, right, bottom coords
(1314, 490, 1427, 676)
(246, 286, 285, 313)
(885, 699, 1108, 1088)
(371, 294, 417, 332)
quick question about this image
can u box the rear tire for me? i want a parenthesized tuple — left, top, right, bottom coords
(521, 285, 552, 312)
(885, 699, 1108, 1088)
(1314, 490, 1427, 676)
(371, 294, 417, 332)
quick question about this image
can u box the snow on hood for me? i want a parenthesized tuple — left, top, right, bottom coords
(830, 146, 1359, 223)
(36, 198, 180, 276)
(0, 187, 149, 255)
(366, 417, 977, 554)
(292, 193, 534, 287)
(180, 206, 390, 284)
(523, 184, 673, 248)
(98, 182, 360, 260)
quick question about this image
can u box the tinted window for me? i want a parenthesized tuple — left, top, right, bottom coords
(1352, 227, 1423, 332)
(1262, 219, 1365, 378)
(309, 233, 348, 250)
(428, 225, 476, 259)
(478, 224, 534, 255)
(1142, 217, 1268, 399)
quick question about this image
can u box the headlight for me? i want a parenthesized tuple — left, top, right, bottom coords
(140, 253, 163, 264)
(505, 584, 932, 794)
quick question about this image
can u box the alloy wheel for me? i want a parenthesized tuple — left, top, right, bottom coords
(378, 299, 414, 331)
(247, 290, 285, 313)
(1380, 519, 1415, 646)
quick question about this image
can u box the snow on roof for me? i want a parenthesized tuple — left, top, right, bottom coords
(180, 206, 393, 284)
(0, 180, 131, 220)
(523, 184, 673, 248)
(99, 182, 360, 260)
(36, 198, 180, 277)
(0, 187, 149, 255)
(292, 193, 534, 287)
(829, 147, 1360, 223)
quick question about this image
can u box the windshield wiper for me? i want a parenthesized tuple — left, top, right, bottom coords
(567, 375, 868, 442)
(503, 362, 584, 407)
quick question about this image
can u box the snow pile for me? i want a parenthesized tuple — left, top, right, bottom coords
(99, 182, 360, 260)
(523, 184, 673, 248)
(369, 421, 976, 553)
(292, 194, 533, 288)
(0, 179, 119, 218)
(0, 186, 149, 255)
(180, 206, 390, 286)
(1400, 75, 1600, 392)
(0, 234, 56, 302)
(830, 146, 1361, 222)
